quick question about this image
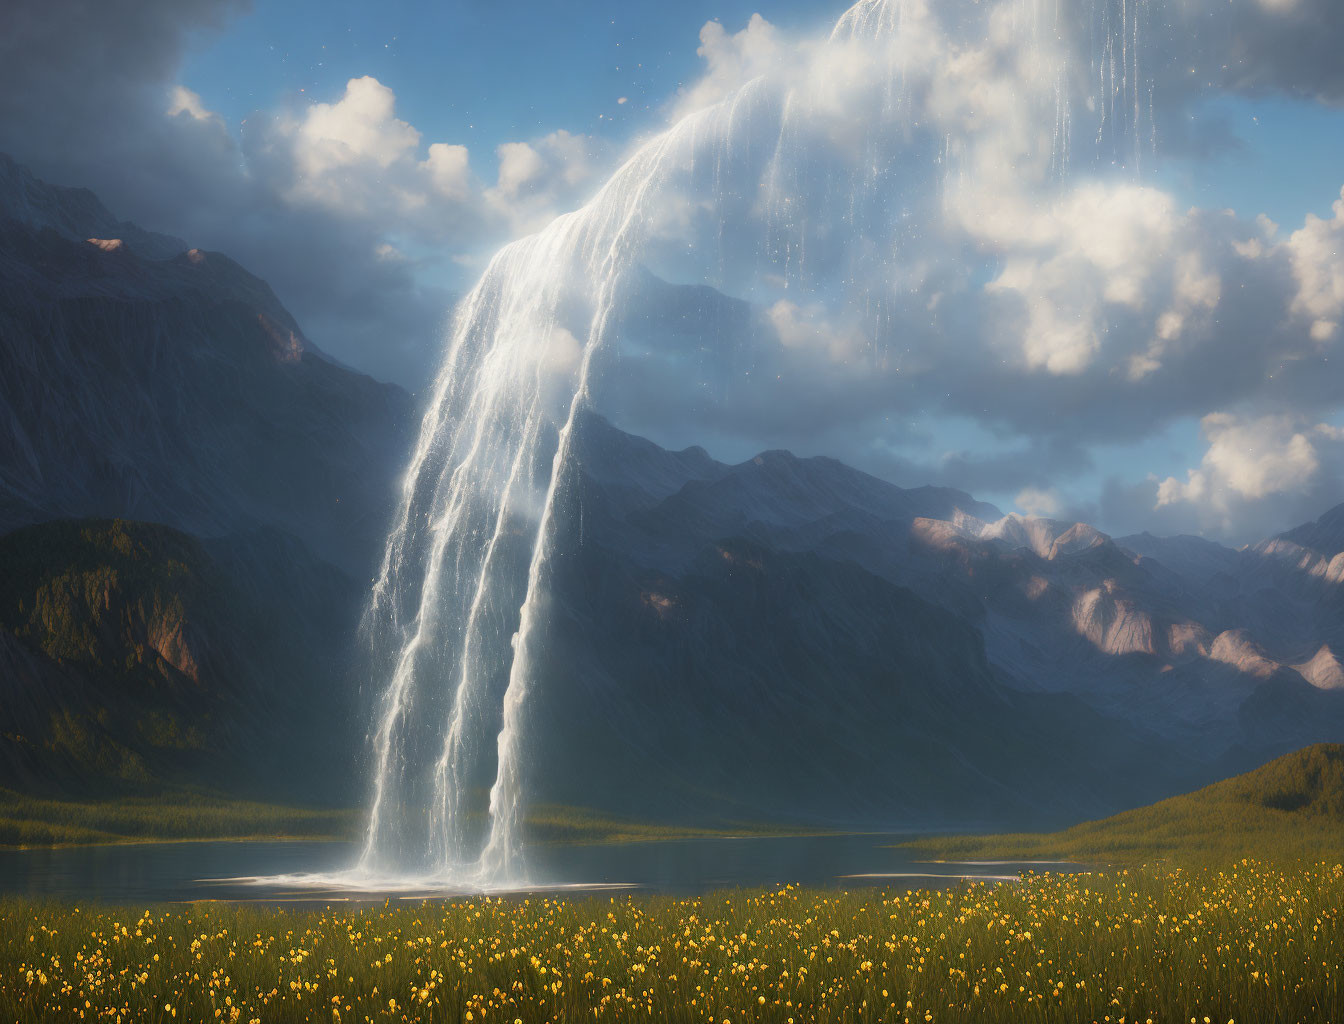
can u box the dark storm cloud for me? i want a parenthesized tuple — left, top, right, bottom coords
(1175, 0, 1344, 104)
(0, 0, 463, 389)
(0, 0, 246, 159)
(1125, 0, 1344, 164)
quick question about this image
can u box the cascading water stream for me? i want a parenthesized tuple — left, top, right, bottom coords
(353, 0, 1156, 888)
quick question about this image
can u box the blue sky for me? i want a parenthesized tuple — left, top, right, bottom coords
(4, 0, 1344, 542)
(178, 2, 1344, 234)
(182, 0, 849, 163)
(1159, 94, 1344, 230)
(156, 2, 1344, 539)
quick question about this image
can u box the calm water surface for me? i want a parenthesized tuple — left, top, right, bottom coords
(0, 835, 1082, 904)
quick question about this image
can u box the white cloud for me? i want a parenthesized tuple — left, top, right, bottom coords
(766, 300, 868, 364)
(1015, 487, 1062, 518)
(672, 14, 784, 119)
(426, 142, 471, 201)
(588, 1, 1344, 547)
(1286, 186, 1344, 343)
(166, 85, 222, 126)
(254, 77, 608, 244)
(1156, 414, 1339, 509)
(493, 141, 546, 199)
(295, 76, 420, 179)
(485, 130, 606, 234)
(969, 176, 1226, 378)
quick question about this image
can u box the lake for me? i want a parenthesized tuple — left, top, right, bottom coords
(0, 834, 1082, 904)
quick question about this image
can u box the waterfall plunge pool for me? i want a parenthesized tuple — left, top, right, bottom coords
(0, 834, 1084, 904)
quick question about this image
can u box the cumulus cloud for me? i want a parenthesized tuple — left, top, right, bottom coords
(426, 143, 472, 201)
(671, 14, 784, 119)
(1156, 414, 1341, 508)
(765, 300, 870, 364)
(1015, 487, 1063, 518)
(1089, 413, 1344, 541)
(1286, 187, 1344, 342)
(484, 130, 608, 235)
(6, 0, 1344, 539)
(291, 76, 421, 183)
(167, 85, 224, 126)
(573, 0, 1344, 542)
(255, 77, 607, 244)
(0, 0, 614, 387)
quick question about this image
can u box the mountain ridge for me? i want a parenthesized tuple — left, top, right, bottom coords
(2, 155, 1343, 829)
(567, 414, 1344, 795)
(0, 152, 187, 260)
(0, 157, 413, 574)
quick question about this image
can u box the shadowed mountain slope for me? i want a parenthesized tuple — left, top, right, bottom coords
(3, 156, 1343, 832)
(0, 154, 412, 574)
(0, 519, 364, 801)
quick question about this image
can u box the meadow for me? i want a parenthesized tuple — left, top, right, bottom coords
(1, 860, 1341, 1023)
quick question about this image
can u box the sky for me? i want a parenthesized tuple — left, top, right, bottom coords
(3, 0, 1344, 544)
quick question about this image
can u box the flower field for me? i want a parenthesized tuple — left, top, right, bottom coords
(1, 861, 1341, 1023)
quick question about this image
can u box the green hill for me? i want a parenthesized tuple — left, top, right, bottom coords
(903, 743, 1344, 863)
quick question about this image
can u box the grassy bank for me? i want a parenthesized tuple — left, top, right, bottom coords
(898, 743, 1344, 865)
(524, 804, 831, 845)
(0, 861, 1340, 1022)
(0, 790, 357, 848)
(0, 791, 822, 850)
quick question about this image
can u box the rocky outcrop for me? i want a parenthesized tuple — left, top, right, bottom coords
(1295, 646, 1344, 691)
(1070, 582, 1156, 656)
(0, 519, 366, 799)
(1209, 630, 1281, 680)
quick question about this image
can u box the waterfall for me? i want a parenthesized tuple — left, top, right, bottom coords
(353, 0, 1152, 887)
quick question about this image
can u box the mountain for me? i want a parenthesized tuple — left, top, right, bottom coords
(0, 154, 187, 260)
(3, 155, 1342, 831)
(0, 158, 417, 806)
(471, 413, 1192, 830)
(1278, 503, 1344, 561)
(0, 153, 412, 574)
(0, 519, 365, 801)
(493, 414, 1344, 828)
(904, 743, 1344, 862)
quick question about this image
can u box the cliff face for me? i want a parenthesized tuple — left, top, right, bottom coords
(0, 157, 418, 803)
(0, 154, 413, 575)
(0, 519, 366, 800)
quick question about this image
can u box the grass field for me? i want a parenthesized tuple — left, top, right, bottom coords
(4, 746, 1342, 1019)
(0, 861, 1340, 1022)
